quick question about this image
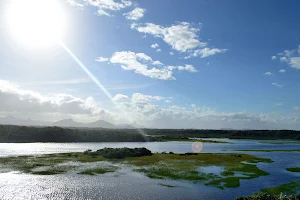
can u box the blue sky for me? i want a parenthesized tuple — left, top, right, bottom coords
(0, 0, 300, 129)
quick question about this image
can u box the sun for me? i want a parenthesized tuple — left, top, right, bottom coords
(5, 0, 65, 48)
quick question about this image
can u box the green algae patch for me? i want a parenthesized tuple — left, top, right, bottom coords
(0, 148, 273, 189)
(158, 183, 177, 188)
(0, 152, 106, 174)
(32, 169, 66, 175)
(125, 153, 273, 189)
(286, 167, 300, 172)
(78, 167, 118, 175)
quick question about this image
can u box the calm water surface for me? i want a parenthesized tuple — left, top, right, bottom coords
(0, 140, 299, 200)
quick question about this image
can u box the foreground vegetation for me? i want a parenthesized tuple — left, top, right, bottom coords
(0, 125, 299, 143)
(236, 181, 300, 200)
(0, 148, 273, 189)
(236, 192, 300, 200)
(235, 149, 300, 152)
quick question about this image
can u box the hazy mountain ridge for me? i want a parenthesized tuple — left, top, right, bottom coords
(0, 116, 137, 129)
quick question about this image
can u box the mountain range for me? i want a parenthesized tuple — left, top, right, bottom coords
(0, 116, 137, 129)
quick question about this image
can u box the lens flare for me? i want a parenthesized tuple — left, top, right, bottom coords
(192, 141, 203, 153)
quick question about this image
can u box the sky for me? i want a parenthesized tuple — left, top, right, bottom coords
(0, 0, 300, 129)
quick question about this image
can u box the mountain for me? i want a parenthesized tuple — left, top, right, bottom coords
(52, 119, 117, 129)
(52, 118, 84, 127)
(88, 120, 117, 129)
(0, 116, 137, 129)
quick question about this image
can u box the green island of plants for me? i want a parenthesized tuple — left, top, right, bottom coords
(286, 167, 300, 172)
(0, 147, 273, 189)
(234, 149, 300, 152)
(236, 180, 300, 200)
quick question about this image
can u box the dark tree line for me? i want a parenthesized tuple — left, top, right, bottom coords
(0, 125, 299, 143)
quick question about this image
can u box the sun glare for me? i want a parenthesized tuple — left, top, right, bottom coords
(5, 0, 65, 48)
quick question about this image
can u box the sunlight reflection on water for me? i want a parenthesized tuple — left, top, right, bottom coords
(0, 140, 299, 199)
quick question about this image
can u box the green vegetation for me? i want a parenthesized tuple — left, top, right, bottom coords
(235, 149, 300, 152)
(0, 124, 300, 143)
(286, 167, 300, 172)
(124, 152, 272, 189)
(78, 167, 117, 175)
(260, 181, 300, 195)
(91, 147, 152, 159)
(0, 148, 273, 189)
(149, 136, 231, 143)
(259, 141, 300, 145)
(158, 183, 177, 188)
(236, 192, 300, 200)
(32, 169, 66, 175)
(236, 181, 300, 199)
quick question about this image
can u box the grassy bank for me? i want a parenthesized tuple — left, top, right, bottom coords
(0, 148, 273, 189)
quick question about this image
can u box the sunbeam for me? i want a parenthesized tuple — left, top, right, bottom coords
(60, 41, 148, 141)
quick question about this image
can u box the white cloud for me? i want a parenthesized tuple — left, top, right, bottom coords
(106, 51, 197, 80)
(272, 83, 284, 88)
(110, 51, 174, 80)
(0, 80, 107, 116)
(156, 49, 161, 52)
(95, 57, 109, 62)
(66, 0, 84, 7)
(152, 60, 163, 65)
(124, 7, 145, 20)
(1, 82, 300, 129)
(177, 64, 198, 72)
(289, 57, 300, 69)
(271, 56, 276, 60)
(151, 43, 159, 49)
(279, 69, 286, 73)
(131, 93, 165, 103)
(185, 48, 227, 59)
(112, 92, 300, 129)
(73, 0, 133, 17)
(112, 94, 129, 101)
(276, 46, 300, 69)
(264, 72, 274, 76)
(275, 103, 283, 106)
(169, 52, 174, 55)
(131, 22, 226, 58)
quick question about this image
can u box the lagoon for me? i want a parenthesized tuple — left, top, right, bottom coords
(0, 139, 299, 199)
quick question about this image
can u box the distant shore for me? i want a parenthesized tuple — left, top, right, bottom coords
(0, 124, 299, 143)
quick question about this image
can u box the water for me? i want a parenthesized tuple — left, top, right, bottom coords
(0, 140, 299, 199)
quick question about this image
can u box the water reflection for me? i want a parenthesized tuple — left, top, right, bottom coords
(0, 140, 299, 199)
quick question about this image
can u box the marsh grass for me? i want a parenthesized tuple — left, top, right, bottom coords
(125, 153, 272, 189)
(78, 167, 118, 175)
(0, 151, 273, 189)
